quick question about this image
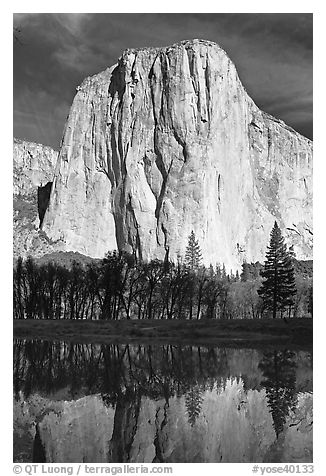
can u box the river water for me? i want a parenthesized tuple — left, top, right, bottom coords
(13, 340, 312, 463)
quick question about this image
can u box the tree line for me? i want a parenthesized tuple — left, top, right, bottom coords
(13, 223, 312, 320)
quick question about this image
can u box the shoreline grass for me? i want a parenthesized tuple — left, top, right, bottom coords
(13, 318, 312, 349)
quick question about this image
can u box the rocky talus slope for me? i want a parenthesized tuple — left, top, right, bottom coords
(13, 139, 61, 258)
(17, 40, 312, 269)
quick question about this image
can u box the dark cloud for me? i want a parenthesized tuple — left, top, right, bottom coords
(13, 13, 312, 148)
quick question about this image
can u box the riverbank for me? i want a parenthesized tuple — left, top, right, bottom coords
(13, 318, 312, 348)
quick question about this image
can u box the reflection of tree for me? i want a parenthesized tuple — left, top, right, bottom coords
(259, 350, 297, 437)
(15, 341, 276, 408)
(185, 385, 203, 426)
(14, 341, 307, 462)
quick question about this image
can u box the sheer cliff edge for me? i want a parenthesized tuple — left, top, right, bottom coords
(26, 39, 311, 271)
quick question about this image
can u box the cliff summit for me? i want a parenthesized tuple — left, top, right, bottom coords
(15, 40, 312, 270)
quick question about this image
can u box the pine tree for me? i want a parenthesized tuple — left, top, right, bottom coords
(184, 231, 202, 270)
(258, 221, 296, 319)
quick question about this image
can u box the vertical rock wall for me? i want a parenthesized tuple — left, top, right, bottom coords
(13, 139, 60, 258)
(41, 39, 312, 270)
(13, 138, 58, 195)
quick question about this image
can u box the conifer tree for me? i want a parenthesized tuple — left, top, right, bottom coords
(184, 231, 203, 270)
(258, 221, 296, 319)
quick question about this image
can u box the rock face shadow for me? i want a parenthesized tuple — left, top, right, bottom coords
(37, 182, 52, 227)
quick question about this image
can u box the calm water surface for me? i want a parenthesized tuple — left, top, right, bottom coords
(13, 340, 313, 463)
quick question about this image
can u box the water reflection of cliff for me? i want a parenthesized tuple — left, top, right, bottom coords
(13, 341, 312, 463)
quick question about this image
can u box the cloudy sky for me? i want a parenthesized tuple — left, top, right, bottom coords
(13, 13, 312, 149)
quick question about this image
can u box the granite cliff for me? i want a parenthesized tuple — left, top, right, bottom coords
(13, 139, 61, 258)
(21, 39, 312, 270)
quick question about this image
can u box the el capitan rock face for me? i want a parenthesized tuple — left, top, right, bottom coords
(40, 39, 312, 270)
